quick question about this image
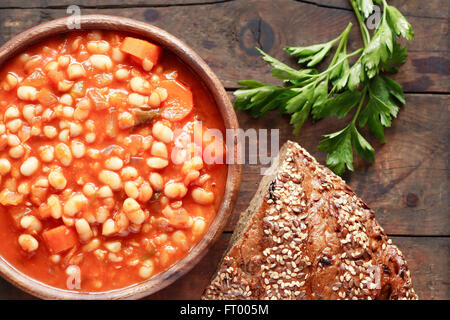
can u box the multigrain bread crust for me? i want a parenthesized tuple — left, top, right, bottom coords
(202, 141, 417, 300)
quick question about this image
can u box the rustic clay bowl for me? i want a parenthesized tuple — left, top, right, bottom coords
(0, 15, 241, 299)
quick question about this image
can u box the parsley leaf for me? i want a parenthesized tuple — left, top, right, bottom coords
(386, 5, 414, 41)
(256, 48, 317, 82)
(318, 125, 354, 175)
(351, 125, 375, 162)
(359, 75, 404, 142)
(355, 0, 374, 18)
(234, 83, 297, 118)
(381, 41, 407, 72)
(285, 40, 336, 67)
(318, 122, 375, 175)
(233, 0, 413, 175)
(312, 90, 362, 120)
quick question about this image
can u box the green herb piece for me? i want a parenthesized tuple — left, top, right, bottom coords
(234, 0, 413, 175)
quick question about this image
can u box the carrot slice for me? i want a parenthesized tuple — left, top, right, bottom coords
(87, 88, 108, 110)
(42, 226, 78, 254)
(21, 70, 48, 88)
(160, 80, 194, 122)
(120, 37, 162, 65)
(37, 88, 58, 107)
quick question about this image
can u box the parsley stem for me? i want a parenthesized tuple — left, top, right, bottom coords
(349, 0, 370, 47)
(352, 85, 368, 125)
(288, 47, 363, 93)
(329, 23, 353, 67)
(320, 48, 363, 77)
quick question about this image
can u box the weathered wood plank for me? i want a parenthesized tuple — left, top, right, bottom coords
(0, 234, 448, 299)
(300, 0, 449, 19)
(1, 0, 448, 20)
(150, 235, 450, 300)
(226, 93, 449, 236)
(0, 0, 448, 93)
(0, 0, 231, 8)
(0, 0, 446, 300)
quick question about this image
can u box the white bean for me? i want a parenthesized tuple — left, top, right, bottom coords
(122, 198, 146, 225)
(142, 58, 154, 72)
(43, 126, 58, 139)
(6, 119, 22, 133)
(47, 195, 62, 219)
(146, 157, 168, 169)
(20, 157, 39, 176)
(104, 241, 121, 253)
(85, 132, 96, 143)
(164, 182, 188, 199)
(62, 106, 74, 118)
(18, 234, 38, 252)
(0, 159, 11, 175)
(139, 261, 154, 278)
(48, 171, 67, 190)
(97, 185, 113, 198)
(98, 170, 122, 190)
(60, 94, 73, 106)
(102, 218, 116, 236)
(71, 140, 86, 158)
(20, 215, 42, 233)
(75, 218, 93, 242)
(5, 106, 20, 119)
(120, 166, 138, 180)
(105, 157, 123, 171)
(130, 77, 150, 94)
(111, 47, 124, 62)
(82, 183, 97, 197)
(152, 121, 173, 143)
(89, 54, 113, 71)
(115, 68, 129, 81)
(22, 105, 36, 122)
(17, 86, 37, 101)
(151, 141, 168, 159)
(191, 188, 215, 205)
(122, 197, 140, 214)
(55, 143, 72, 166)
(40, 145, 55, 162)
(67, 64, 86, 79)
(148, 91, 161, 107)
(124, 181, 139, 199)
(117, 112, 135, 129)
(64, 194, 87, 216)
(7, 134, 20, 147)
(192, 218, 206, 236)
(87, 40, 110, 54)
(149, 172, 164, 191)
(128, 93, 147, 106)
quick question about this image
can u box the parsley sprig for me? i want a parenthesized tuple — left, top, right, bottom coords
(234, 0, 413, 175)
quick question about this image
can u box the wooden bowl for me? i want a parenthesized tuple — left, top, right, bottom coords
(0, 15, 241, 299)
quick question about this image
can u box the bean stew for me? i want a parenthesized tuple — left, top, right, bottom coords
(0, 30, 227, 292)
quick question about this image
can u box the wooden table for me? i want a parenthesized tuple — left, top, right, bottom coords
(0, 0, 448, 300)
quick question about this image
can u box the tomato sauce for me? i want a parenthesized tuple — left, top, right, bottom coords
(0, 31, 227, 292)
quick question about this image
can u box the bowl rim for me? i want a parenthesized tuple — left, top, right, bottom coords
(0, 14, 242, 300)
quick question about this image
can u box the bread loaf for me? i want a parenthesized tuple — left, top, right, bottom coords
(203, 141, 417, 300)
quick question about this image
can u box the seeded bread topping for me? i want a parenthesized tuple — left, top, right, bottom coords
(203, 141, 417, 300)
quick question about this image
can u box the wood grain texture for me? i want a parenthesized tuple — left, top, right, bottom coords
(298, 0, 449, 19)
(0, 234, 447, 300)
(227, 93, 449, 236)
(0, 0, 448, 300)
(1, 0, 448, 19)
(0, 0, 233, 7)
(0, 0, 448, 92)
(0, 15, 241, 300)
